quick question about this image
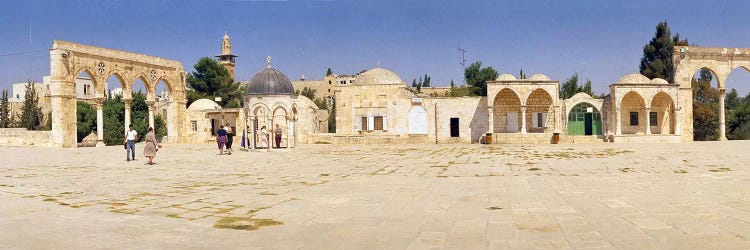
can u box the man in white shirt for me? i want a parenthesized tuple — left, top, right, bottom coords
(123, 124, 138, 161)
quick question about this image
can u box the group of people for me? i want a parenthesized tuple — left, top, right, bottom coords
(216, 123, 235, 155)
(216, 123, 284, 154)
(124, 124, 159, 165)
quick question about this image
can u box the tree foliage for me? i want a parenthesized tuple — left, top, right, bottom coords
(639, 21, 688, 83)
(692, 69, 719, 141)
(465, 61, 499, 96)
(76, 101, 96, 142)
(186, 57, 242, 108)
(19, 81, 44, 130)
(102, 92, 167, 145)
(328, 98, 336, 133)
(0, 89, 10, 128)
(560, 73, 594, 99)
(297, 87, 327, 109)
(326, 68, 333, 76)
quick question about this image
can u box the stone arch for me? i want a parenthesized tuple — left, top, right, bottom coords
(672, 46, 750, 141)
(619, 91, 646, 135)
(493, 88, 521, 133)
(408, 106, 428, 134)
(526, 88, 553, 133)
(650, 91, 675, 135)
(49, 40, 187, 147)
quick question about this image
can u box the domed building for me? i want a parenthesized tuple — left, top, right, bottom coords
(607, 73, 679, 142)
(243, 59, 329, 149)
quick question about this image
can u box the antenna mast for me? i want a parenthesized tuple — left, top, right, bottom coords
(458, 43, 467, 85)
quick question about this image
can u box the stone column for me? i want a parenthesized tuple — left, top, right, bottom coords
(251, 116, 256, 150)
(645, 107, 651, 135)
(674, 107, 681, 135)
(719, 88, 727, 141)
(285, 117, 291, 149)
(268, 116, 273, 151)
(49, 78, 77, 148)
(552, 105, 559, 133)
(615, 107, 622, 135)
(487, 107, 494, 133)
(95, 98, 105, 147)
(147, 101, 155, 130)
(124, 99, 132, 134)
(520, 105, 527, 134)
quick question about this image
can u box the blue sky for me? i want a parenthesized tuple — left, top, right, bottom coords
(1, 0, 750, 95)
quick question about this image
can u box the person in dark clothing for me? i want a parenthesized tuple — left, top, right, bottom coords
(217, 125, 227, 155)
(225, 123, 234, 155)
(274, 124, 282, 148)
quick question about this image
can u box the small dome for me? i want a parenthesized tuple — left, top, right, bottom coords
(354, 67, 404, 85)
(529, 74, 551, 81)
(650, 78, 669, 85)
(188, 98, 221, 111)
(246, 68, 295, 95)
(615, 73, 651, 84)
(496, 73, 517, 81)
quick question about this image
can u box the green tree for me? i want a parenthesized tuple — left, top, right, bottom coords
(417, 77, 423, 93)
(692, 68, 719, 141)
(465, 61, 499, 96)
(328, 99, 336, 133)
(411, 79, 417, 88)
(0, 89, 10, 128)
(639, 21, 688, 83)
(560, 73, 595, 99)
(300, 87, 317, 100)
(725, 88, 741, 111)
(19, 81, 44, 130)
(103, 95, 125, 145)
(326, 68, 333, 76)
(76, 101, 97, 142)
(450, 79, 455, 88)
(186, 57, 242, 108)
(154, 113, 167, 142)
(423, 74, 431, 87)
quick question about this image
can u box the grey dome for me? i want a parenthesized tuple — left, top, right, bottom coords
(245, 67, 294, 95)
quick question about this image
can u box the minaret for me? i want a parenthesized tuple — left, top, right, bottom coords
(215, 33, 237, 80)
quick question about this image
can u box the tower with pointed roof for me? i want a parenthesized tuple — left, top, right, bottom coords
(215, 33, 237, 80)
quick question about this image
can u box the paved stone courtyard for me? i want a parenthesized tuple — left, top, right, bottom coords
(1, 141, 749, 249)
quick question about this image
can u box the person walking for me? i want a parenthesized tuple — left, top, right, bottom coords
(260, 126, 268, 148)
(217, 125, 228, 155)
(225, 123, 234, 155)
(123, 124, 138, 161)
(274, 124, 283, 148)
(143, 127, 158, 165)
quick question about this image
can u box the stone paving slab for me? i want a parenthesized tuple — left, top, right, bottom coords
(1, 141, 750, 249)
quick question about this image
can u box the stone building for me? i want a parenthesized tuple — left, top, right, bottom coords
(243, 58, 329, 149)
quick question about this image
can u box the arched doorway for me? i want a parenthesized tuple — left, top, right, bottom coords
(620, 91, 645, 135)
(408, 106, 427, 134)
(526, 89, 553, 133)
(650, 92, 675, 135)
(493, 88, 521, 133)
(272, 106, 288, 148)
(567, 102, 601, 136)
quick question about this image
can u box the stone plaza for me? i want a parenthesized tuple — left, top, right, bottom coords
(1, 141, 749, 249)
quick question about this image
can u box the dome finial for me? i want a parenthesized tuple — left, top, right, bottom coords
(266, 56, 272, 68)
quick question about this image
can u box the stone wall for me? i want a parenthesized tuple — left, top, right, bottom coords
(0, 128, 53, 146)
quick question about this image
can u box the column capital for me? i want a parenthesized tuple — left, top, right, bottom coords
(147, 100, 156, 110)
(123, 98, 133, 106)
(94, 97, 105, 107)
